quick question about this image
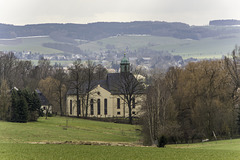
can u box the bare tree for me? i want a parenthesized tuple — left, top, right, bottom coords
(83, 61, 96, 118)
(95, 64, 107, 81)
(116, 69, 145, 124)
(0, 79, 11, 120)
(53, 67, 67, 116)
(37, 57, 52, 80)
(224, 46, 240, 135)
(0, 52, 17, 88)
(68, 60, 85, 118)
(142, 72, 179, 145)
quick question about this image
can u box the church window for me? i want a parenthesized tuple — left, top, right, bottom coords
(104, 99, 107, 115)
(90, 99, 94, 115)
(97, 99, 101, 115)
(132, 97, 135, 109)
(70, 100, 72, 114)
(117, 98, 120, 109)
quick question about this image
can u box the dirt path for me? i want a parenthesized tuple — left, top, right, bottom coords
(27, 141, 145, 147)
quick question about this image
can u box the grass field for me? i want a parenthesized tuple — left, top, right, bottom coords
(1, 117, 240, 159)
(1, 142, 240, 160)
(0, 117, 140, 144)
(0, 36, 63, 54)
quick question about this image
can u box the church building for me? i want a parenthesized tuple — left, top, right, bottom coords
(66, 54, 143, 118)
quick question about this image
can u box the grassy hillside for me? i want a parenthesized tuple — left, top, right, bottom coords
(0, 34, 239, 59)
(0, 36, 63, 54)
(80, 34, 240, 59)
(1, 117, 240, 159)
(0, 117, 140, 143)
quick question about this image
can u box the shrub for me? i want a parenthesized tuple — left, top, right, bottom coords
(157, 136, 167, 148)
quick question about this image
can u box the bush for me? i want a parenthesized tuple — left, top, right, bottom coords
(157, 136, 167, 148)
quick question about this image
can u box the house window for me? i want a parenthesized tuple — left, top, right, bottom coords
(104, 99, 107, 115)
(97, 99, 101, 115)
(90, 99, 94, 115)
(117, 98, 120, 109)
(117, 112, 121, 115)
(132, 97, 135, 109)
(70, 100, 72, 114)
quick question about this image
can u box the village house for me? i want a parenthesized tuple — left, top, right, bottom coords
(36, 89, 52, 114)
(66, 54, 143, 118)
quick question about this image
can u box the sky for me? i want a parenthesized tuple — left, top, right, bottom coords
(1, 0, 240, 26)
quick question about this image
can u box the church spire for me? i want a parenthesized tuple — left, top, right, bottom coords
(120, 53, 130, 73)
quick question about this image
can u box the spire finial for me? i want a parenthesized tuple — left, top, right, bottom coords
(124, 52, 126, 57)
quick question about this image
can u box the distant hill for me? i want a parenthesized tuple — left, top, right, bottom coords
(209, 19, 240, 26)
(1, 21, 240, 41)
(0, 21, 240, 67)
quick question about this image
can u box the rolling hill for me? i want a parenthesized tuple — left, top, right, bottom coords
(0, 21, 239, 61)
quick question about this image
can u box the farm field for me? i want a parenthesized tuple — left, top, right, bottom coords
(1, 117, 240, 159)
(0, 36, 63, 54)
(1, 34, 239, 59)
(79, 34, 240, 59)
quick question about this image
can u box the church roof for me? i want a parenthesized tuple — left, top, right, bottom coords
(36, 89, 49, 106)
(67, 53, 143, 96)
(67, 73, 143, 95)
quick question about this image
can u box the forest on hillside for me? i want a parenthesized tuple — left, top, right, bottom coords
(1, 21, 240, 41)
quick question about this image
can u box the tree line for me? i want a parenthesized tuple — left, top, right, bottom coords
(142, 47, 240, 145)
(0, 52, 108, 121)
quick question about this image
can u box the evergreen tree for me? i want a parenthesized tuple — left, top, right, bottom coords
(10, 89, 19, 122)
(17, 94, 28, 123)
(10, 89, 29, 122)
(29, 91, 41, 121)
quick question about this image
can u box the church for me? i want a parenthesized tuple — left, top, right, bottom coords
(66, 54, 143, 118)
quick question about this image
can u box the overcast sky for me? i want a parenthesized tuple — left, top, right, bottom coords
(1, 0, 240, 26)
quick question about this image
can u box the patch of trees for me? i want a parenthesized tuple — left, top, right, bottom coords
(142, 47, 240, 145)
(49, 30, 78, 45)
(0, 52, 70, 117)
(210, 20, 240, 26)
(0, 80, 41, 122)
(10, 88, 41, 122)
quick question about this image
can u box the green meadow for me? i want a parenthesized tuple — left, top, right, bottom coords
(0, 117, 140, 144)
(1, 117, 240, 159)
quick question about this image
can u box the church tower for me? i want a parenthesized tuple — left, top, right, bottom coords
(120, 53, 130, 73)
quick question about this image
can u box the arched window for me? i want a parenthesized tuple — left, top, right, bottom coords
(90, 99, 94, 115)
(97, 99, 101, 115)
(104, 99, 107, 115)
(70, 100, 72, 114)
(117, 98, 120, 109)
